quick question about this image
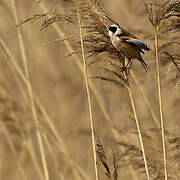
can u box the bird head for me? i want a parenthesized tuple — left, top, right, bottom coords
(108, 24, 122, 38)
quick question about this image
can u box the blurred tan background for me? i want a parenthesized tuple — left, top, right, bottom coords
(0, 0, 179, 179)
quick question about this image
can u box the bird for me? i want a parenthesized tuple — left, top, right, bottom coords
(108, 24, 150, 72)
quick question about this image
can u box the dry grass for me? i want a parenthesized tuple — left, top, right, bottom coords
(0, 0, 179, 179)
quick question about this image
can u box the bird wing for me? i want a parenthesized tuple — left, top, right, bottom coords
(116, 27, 150, 53)
(127, 39, 150, 51)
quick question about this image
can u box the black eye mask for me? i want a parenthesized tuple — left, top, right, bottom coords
(108, 26, 117, 33)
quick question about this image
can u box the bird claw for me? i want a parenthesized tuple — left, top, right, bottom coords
(120, 66, 126, 72)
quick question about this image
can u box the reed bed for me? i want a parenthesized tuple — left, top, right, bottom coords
(0, 0, 179, 179)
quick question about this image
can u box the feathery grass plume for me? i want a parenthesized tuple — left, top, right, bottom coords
(96, 140, 118, 180)
(47, 0, 127, 85)
(143, 0, 180, 27)
(155, 0, 180, 79)
(17, 0, 127, 86)
(69, 0, 129, 88)
(113, 128, 180, 179)
(17, 10, 74, 31)
(96, 140, 111, 179)
(143, 1, 180, 179)
(160, 51, 180, 82)
(144, 0, 180, 75)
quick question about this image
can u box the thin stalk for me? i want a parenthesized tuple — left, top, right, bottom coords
(76, 1, 99, 180)
(154, 26, 167, 180)
(123, 70, 150, 180)
(154, 2, 167, 179)
(11, 1, 49, 180)
(25, 140, 46, 179)
(127, 86, 150, 180)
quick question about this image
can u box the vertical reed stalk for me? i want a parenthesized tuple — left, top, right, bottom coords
(127, 86, 150, 180)
(11, 1, 49, 180)
(143, 0, 168, 178)
(76, 1, 99, 179)
(153, 1, 167, 179)
(123, 71, 150, 180)
(154, 26, 168, 180)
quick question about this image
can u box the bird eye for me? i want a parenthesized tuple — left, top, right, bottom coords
(108, 26, 117, 33)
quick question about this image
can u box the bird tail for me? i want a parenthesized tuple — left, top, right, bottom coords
(137, 56, 148, 72)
